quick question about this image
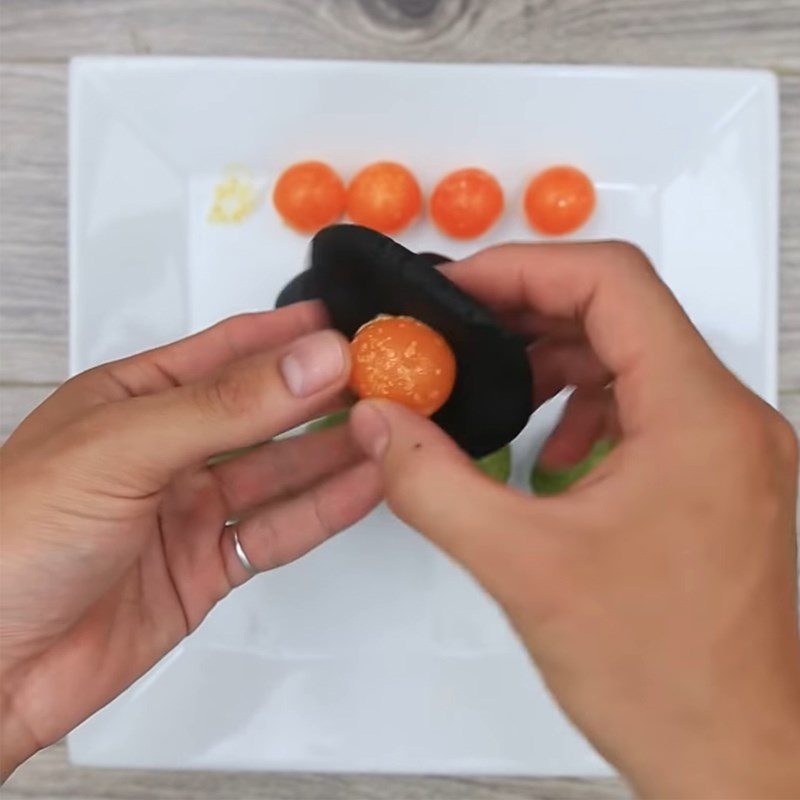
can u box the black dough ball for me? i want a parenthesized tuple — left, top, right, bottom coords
(275, 252, 450, 308)
(294, 224, 533, 458)
(416, 252, 452, 268)
(275, 268, 318, 308)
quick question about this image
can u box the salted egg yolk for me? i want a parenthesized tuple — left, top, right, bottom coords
(349, 315, 456, 416)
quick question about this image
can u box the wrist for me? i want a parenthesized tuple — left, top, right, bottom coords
(629, 694, 800, 799)
(1, 676, 40, 782)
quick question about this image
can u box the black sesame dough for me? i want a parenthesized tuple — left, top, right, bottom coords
(275, 252, 449, 308)
(276, 224, 532, 457)
(275, 247, 452, 308)
(275, 268, 318, 308)
(415, 252, 451, 268)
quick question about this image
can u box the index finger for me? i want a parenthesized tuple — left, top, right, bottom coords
(114, 300, 329, 394)
(443, 242, 721, 432)
(19, 302, 329, 445)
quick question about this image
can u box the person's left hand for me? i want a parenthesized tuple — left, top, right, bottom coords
(0, 303, 381, 779)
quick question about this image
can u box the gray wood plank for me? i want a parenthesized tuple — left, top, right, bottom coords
(780, 74, 800, 388)
(2, 63, 800, 388)
(0, 63, 69, 382)
(780, 390, 800, 427)
(0, 384, 54, 441)
(2, 742, 630, 800)
(1, 0, 799, 69)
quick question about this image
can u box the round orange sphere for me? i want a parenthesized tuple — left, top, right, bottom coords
(523, 165, 595, 236)
(430, 167, 504, 239)
(349, 315, 456, 416)
(346, 162, 422, 235)
(273, 161, 346, 233)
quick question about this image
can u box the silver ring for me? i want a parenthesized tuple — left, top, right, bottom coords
(227, 520, 256, 575)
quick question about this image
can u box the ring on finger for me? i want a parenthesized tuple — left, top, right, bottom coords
(225, 519, 256, 575)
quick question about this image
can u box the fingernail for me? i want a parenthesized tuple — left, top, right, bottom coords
(280, 331, 347, 397)
(350, 402, 390, 460)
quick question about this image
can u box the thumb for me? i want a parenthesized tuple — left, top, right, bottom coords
(350, 399, 531, 572)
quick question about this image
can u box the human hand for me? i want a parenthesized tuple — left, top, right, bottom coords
(0, 304, 381, 779)
(349, 243, 800, 799)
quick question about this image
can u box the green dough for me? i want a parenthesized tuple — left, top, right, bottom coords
(530, 438, 614, 496)
(306, 409, 349, 433)
(475, 444, 511, 483)
(206, 442, 263, 466)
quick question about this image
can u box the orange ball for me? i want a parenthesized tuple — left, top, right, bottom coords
(349, 315, 456, 416)
(273, 161, 346, 233)
(346, 162, 422, 235)
(523, 165, 595, 236)
(430, 167, 504, 239)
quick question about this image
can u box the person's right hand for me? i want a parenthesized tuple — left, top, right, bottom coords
(349, 242, 800, 799)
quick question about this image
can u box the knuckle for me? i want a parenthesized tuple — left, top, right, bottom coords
(252, 515, 285, 570)
(730, 398, 765, 437)
(60, 366, 105, 396)
(492, 242, 526, 259)
(195, 368, 263, 420)
(479, 242, 518, 258)
(473, 242, 532, 268)
(721, 400, 797, 503)
(603, 240, 656, 279)
(60, 362, 141, 405)
(731, 400, 779, 455)
(768, 410, 799, 469)
(732, 416, 774, 473)
(309, 485, 337, 540)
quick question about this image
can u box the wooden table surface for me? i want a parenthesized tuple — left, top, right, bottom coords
(2, 1, 799, 797)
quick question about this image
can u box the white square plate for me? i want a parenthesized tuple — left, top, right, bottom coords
(68, 57, 778, 774)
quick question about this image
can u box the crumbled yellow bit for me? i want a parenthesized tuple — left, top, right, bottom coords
(207, 172, 259, 224)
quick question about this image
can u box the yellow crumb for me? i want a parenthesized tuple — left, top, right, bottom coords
(207, 174, 259, 224)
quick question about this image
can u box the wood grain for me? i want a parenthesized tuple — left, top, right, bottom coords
(1, 0, 799, 68)
(0, 385, 54, 441)
(2, 742, 630, 800)
(0, 63, 68, 382)
(2, 1, 800, 798)
(779, 74, 800, 388)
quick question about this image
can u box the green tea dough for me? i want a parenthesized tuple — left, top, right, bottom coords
(475, 444, 512, 483)
(306, 409, 350, 433)
(530, 438, 614, 496)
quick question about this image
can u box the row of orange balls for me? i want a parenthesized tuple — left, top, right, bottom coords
(272, 160, 596, 240)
